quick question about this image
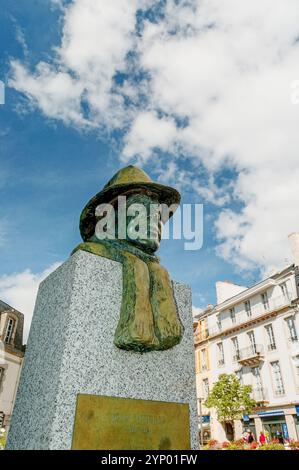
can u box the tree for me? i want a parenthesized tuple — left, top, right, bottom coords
(204, 373, 256, 440)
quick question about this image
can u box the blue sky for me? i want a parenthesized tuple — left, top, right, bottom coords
(1, 1, 298, 338)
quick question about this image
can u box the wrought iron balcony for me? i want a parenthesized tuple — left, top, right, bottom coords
(237, 344, 264, 366)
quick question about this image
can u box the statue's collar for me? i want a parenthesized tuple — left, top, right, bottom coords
(90, 238, 159, 263)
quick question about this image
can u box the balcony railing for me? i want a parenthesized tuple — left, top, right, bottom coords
(237, 344, 264, 365)
(252, 387, 268, 403)
(194, 293, 292, 343)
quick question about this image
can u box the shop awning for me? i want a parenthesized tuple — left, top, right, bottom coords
(258, 410, 284, 417)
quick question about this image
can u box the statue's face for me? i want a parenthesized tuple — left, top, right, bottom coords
(125, 193, 162, 253)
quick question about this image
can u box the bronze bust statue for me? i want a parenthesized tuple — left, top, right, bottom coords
(72, 165, 184, 353)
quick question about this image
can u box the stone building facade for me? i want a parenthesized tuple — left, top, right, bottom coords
(0, 300, 24, 430)
(194, 234, 299, 443)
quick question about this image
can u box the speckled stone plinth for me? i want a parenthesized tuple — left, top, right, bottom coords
(7, 250, 199, 450)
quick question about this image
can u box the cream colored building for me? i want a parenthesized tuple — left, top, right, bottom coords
(194, 233, 299, 443)
(0, 300, 24, 430)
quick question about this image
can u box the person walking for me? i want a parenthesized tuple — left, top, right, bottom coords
(247, 431, 254, 444)
(259, 431, 266, 446)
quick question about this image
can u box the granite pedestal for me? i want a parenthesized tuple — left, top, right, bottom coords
(7, 250, 199, 449)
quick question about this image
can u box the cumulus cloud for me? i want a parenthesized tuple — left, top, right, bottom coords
(0, 263, 61, 342)
(9, 0, 299, 274)
(10, 0, 148, 129)
(124, 0, 299, 273)
(122, 111, 178, 162)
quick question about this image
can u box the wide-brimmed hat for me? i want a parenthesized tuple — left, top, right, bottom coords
(80, 165, 181, 241)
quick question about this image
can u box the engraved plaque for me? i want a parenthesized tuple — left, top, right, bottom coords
(72, 394, 191, 450)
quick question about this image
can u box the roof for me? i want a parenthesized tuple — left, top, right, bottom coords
(0, 299, 14, 312)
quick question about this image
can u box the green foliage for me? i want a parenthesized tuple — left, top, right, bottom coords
(258, 443, 285, 450)
(0, 428, 6, 450)
(289, 440, 299, 449)
(204, 373, 256, 422)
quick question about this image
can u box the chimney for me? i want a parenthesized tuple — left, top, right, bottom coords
(288, 232, 299, 266)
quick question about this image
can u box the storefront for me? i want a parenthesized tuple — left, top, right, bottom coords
(258, 411, 287, 441)
(200, 415, 211, 444)
(242, 415, 256, 439)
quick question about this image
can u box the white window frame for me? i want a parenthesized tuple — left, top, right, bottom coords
(280, 282, 290, 300)
(201, 348, 207, 371)
(245, 300, 252, 317)
(4, 317, 15, 344)
(231, 337, 240, 361)
(292, 355, 299, 390)
(230, 307, 236, 325)
(247, 330, 257, 354)
(217, 342, 225, 366)
(261, 292, 269, 311)
(202, 378, 209, 399)
(285, 316, 298, 342)
(235, 368, 243, 383)
(265, 323, 276, 351)
(270, 361, 285, 396)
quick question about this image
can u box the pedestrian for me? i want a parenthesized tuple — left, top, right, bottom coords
(247, 431, 254, 443)
(259, 431, 266, 446)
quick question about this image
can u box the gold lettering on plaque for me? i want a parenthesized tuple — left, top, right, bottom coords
(71, 394, 190, 450)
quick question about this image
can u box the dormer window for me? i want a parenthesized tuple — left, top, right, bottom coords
(4, 317, 15, 344)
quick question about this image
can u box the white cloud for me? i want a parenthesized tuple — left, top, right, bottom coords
(0, 263, 61, 343)
(124, 0, 299, 273)
(10, 0, 146, 129)
(122, 111, 178, 162)
(10, 0, 299, 274)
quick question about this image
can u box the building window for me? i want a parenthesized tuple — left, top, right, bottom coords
(201, 349, 207, 371)
(231, 337, 240, 361)
(261, 292, 269, 311)
(202, 378, 209, 399)
(245, 300, 252, 317)
(265, 324, 276, 351)
(4, 317, 15, 344)
(217, 342, 225, 366)
(230, 308, 236, 325)
(280, 282, 290, 300)
(235, 368, 243, 383)
(195, 349, 201, 374)
(247, 331, 257, 354)
(292, 355, 299, 388)
(217, 314, 222, 332)
(252, 366, 262, 389)
(285, 316, 298, 342)
(270, 361, 285, 396)
(252, 366, 265, 401)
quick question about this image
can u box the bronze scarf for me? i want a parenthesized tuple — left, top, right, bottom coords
(72, 241, 184, 352)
